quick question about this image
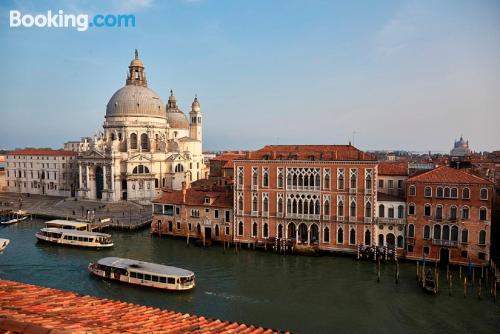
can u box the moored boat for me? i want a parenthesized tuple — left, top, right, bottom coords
(0, 238, 9, 252)
(88, 257, 195, 291)
(423, 269, 437, 294)
(1, 210, 28, 225)
(35, 228, 113, 248)
(44, 219, 89, 231)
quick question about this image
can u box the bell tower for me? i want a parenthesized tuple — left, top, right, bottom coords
(126, 49, 147, 87)
(189, 95, 202, 141)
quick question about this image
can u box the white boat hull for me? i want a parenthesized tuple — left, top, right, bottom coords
(1, 216, 28, 225)
(0, 239, 9, 252)
(35, 233, 114, 248)
(88, 263, 195, 291)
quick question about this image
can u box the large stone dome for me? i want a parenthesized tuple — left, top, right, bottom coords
(166, 110, 190, 129)
(105, 85, 166, 119)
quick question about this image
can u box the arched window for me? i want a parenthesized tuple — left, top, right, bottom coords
(451, 226, 458, 242)
(365, 174, 372, 190)
(315, 174, 320, 188)
(338, 174, 344, 190)
(175, 164, 184, 173)
(252, 197, 258, 212)
(462, 187, 470, 199)
(337, 227, 344, 244)
(364, 229, 371, 245)
(424, 186, 432, 197)
(349, 228, 356, 245)
(140, 133, 149, 151)
(215, 225, 220, 237)
(324, 226, 330, 243)
(278, 198, 283, 214)
(408, 224, 415, 238)
(324, 200, 330, 216)
(409, 185, 416, 196)
(263, 223, 269, 238)
(442, 225, 450, 240)
(462, 206, 470, 220)
(479, 230, 486, 245)
(278, 224, 283, 238)
(287, 199, 291, 214)
(397, 236, 403, 248)
(350, 201, 356, 217)
(292, 199, 297, 214)
(379, 204, 385, 218)
(479, 207, 487, 221)
(480, 188, 488, 200)
(263, 197, 269, 213)
(388, 207, 394, 218)
(450, 206, 457, 220)
(365, 202, 371, 218)
(252, 168, 258, 186)
(424, 225, 430, 239)
(238, 196, 243, 211)
(263, 170, 269, 187)
(238, 221, 244, 236)
(397, 205, 404, 218)
(435, 205, 443, 220)
(338, 201, 344, 217)
(378, 234, 384, 246)
(298, 199, 303, 214)
(437, 187, 443, 198)
(324, 174, 330, 189)
(309, 200, 314, 214)
(132, 165, 150, 174)
(424, 204, 431, 217)
(315, 200, 320, 215)
(433, 225, 441, 240)
(252, 222, 258, 237)
(350, 174, 357, 189)
(130, 133, 137, 149)
(461, 229, 468, 243)
(444, 187, 450, 198)
(451, 187, 458, 198)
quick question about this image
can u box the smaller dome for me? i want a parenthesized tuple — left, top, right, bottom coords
(167, 111, 190, 129)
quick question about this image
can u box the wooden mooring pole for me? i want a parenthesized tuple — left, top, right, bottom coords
(464, 277, 467, 298)
(377, 257, 381, 283)
(395, 261, 400, 284)
(478, 278, 482, 300)
(416, 261, 420, 282)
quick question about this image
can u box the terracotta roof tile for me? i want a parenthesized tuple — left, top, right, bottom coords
(0, 279, 287, 333)
(407, 166, 493, 185)
(236, 145, 376, 162)
(8, 149, 77, 157)
(377, 162, 408, 176)
(154, 187, 233, 208)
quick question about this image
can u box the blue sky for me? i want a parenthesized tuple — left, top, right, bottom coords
(1, 0, 499, 152)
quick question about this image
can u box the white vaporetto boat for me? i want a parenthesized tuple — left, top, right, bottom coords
(35, 228, 113, 248)
(44, 219, 89, 231)
(0, 238, 9, 252)
(88, 257, 195, 291)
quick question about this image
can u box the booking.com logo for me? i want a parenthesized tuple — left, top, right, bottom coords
(9, 10, 136, 32)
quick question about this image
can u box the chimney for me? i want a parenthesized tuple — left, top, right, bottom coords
(181, 181, 187, 203)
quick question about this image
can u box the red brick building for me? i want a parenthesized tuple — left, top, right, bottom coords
(405, 166, 494, 265)
(233, 145, 377, 253)
(151, 182, 233, 244)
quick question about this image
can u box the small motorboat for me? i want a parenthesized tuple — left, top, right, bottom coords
(423, 269, 437, 294)
(0, 238, 10, 252)
(1, 210, 28, 225)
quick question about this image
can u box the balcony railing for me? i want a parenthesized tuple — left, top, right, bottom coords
(251, 211, 259, 217)
(276, 212, 284, 218)
(286, 185, 321, 192)
(432, 239, 458, 247)
(251, 184, 258, 191)
(376, 218, 406, 225)
(349, 188, 357, 194)
(285, 213, 320, 220)
(237, 210, 244, 216)
(262, 211, 269, 217)
(337, 216, 344, 222)
(365, 188, 372, 195)
(364, 217, 372, 224)
(323, 215, 330, 221)
(349, 216, 357, 223)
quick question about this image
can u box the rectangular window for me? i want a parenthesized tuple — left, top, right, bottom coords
(153, 204, 163, 214)
(225, 210, 230, 222)
(176, 207, 180, 215)
(215, 210, 219, 219)
(152, 275, 159, 282)
(144, 274, 151, 281)
(424, 205, 431, 217)
(388, 180, 394, 189)
(159, 276, 167, 283)
(225, 226, 230, 235)
(163, 205, 174, 216)
(167, 277, 175, 284)
(137, 273, 144, 280)
(397, 180, 403, 189)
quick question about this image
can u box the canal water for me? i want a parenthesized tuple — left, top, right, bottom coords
(0, 219, 499, 333)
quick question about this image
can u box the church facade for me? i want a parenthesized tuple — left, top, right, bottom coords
(77, 50, 203, 203)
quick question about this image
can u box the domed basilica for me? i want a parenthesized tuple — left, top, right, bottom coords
(77, 50, 203, 202)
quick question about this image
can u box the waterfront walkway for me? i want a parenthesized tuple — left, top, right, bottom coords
(0, 279, 287, 333)
(0, 192, 151, 230)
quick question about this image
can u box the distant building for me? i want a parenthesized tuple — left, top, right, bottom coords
(0, 155, 6, 191)
(209, 152, 246, 183)
(233, 145, 377, 252)
(5, 149, 78, 197)
(450, 136, 472, 169)
(405, 166, 494, 265)
(151, 181, 233, 243)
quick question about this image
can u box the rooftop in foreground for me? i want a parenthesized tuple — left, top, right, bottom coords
(0, 279, 289, 333)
